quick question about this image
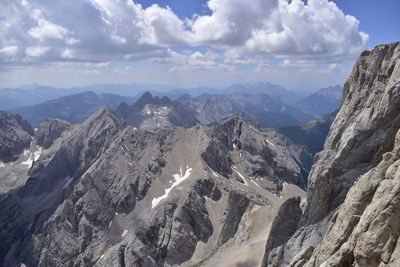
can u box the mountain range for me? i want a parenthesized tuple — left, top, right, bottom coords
(2, 83, 342, 121)
(11, 91, 136, 127)
(0, 42, 398, 266)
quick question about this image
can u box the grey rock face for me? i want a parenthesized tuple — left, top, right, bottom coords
(0, 111, 34, 163)
(117, 92, 199, 131)
(262, 42, 400, 267)
(0, 106, 125, 266)
(304, 42, 400, 225)
(36, 118, 71, 149)
(218, 191, 250, 245)
(203, 116, 306, 192)
(262, 197, 302, 267)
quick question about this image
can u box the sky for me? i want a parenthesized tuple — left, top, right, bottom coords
(0, 0, 398, 91)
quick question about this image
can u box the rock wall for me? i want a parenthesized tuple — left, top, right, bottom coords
(263, 42, 400, 266)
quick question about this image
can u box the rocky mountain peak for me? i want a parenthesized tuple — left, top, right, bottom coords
(304, 41, 400, 225)
(36, 118, 71, 149)
(262, 41, 400, 267)
(0, 111, 34, 162)
(133, 91, 172, 109)
(117, 92, 198, 131)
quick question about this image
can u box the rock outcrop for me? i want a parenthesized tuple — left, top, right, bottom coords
(36, 118, 71, 149)
(0, 111, 34, 163)
(117, 92, 199, 131)
(263, 42, 400, 266)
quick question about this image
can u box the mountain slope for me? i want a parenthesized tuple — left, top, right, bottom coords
(0, 111, 34, 163)
(11, 91, 136, 127)
(262, 42, 400, 267)
(117, 92, 199, 131)
(293, 85, 342, 117)
(181, 93, 313, 128)
(0, 107, 307, 266)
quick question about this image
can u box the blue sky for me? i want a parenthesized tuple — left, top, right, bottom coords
(0, 0, 398, 91)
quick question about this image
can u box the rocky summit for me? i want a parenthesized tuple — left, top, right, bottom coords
(0, 42, 399, 267)
(262, 42, 400, 267)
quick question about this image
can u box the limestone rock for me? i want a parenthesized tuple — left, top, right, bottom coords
(0, 111, 34, 163)
(263, 42, 400, 267)
(36, 118, 71, 149)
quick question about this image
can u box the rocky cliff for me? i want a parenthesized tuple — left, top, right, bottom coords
(0, 111, 34, 163)
(263, 42, 400, 266)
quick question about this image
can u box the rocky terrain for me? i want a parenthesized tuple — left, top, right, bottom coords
(0, 41, 398, 267)
(117, 92, 199, 131)
(0, 111, 34, 163)
(0, 100, 308, 267)
(262, 42, 400, 266)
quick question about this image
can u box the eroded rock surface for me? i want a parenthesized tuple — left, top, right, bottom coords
(36, 118, 71, 149)
(0, 111, 34, 163)
(263, 42, 400, 267)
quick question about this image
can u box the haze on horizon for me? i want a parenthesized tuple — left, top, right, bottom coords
(0, 0, 399, 91)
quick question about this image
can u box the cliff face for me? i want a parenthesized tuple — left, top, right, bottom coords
(263, 42, 400, 266)
(0, 111, 34, 163)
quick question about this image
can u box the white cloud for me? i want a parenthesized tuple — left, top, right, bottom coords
(153, 49, 234, 72)
(0, 46, 19, 55)
(21, 0, 28, 7)
(0, 0, 368, 66)
(27, 12, 71, 42)
(242, 0, 368, 60)
(26, 46, 49, 57)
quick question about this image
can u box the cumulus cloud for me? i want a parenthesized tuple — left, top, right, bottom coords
(0, 0, 368, 66)
(152, 49, 234, 72)
(0, 0, 169, 63)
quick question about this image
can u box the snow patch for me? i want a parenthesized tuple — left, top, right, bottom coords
(233, 143, 237, 150)
(152, 166, 193, 208)
(121, 229, 128, 237)
(99, 254, 104, 260)
(211, 170, 219, 177)
(265, 139, 275, 148)
(20, 158, 33, 168)
(0, 162, 5, 168)
(233, 169, 249, 186)
(33, 148, 42, 161)
(63, 177, 73, 189)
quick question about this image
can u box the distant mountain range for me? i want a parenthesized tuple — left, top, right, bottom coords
(1, 83, 342, 120)
(277, 111, 337, 171)
(222, 82, 303, 105)
(293, 85, 342, 117)
(11, 91, 136, 127)
(8, 84, 342, 129)
(180, 92, 314, 128)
